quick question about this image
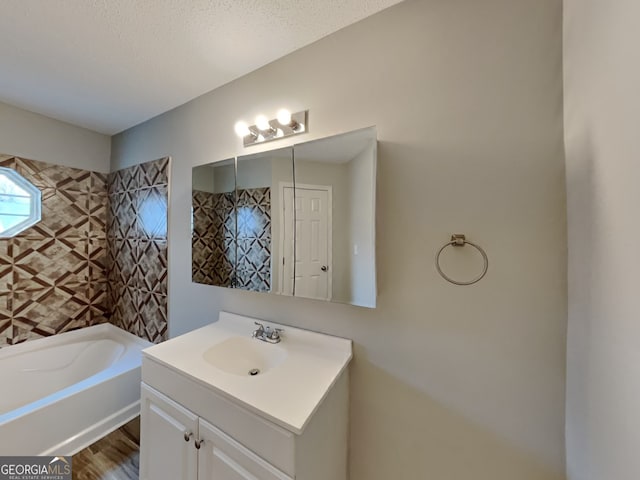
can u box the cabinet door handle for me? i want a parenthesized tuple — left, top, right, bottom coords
(184, 431, 193, 442)
(195, 439, 204, 449)
(321, 265, 328, 272)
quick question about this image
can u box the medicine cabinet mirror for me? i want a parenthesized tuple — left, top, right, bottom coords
(191, 126, 377, 308)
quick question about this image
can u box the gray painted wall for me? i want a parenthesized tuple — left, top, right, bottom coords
(0, 100, 110, 172)
(112, 0, 567, 478)
(564, 0, 640, 479)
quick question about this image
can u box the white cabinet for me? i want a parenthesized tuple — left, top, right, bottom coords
(140, 384, 198, 480)
(140, 385, 292, 480)
(139, 312, 351, 480)
(140, 358, 349, 480)
(197, 418, 292, 480)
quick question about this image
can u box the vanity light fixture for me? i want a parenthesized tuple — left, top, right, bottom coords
(277, 109, 304, 132)
(235, 109, 308, 147)
(234, 121, 255, 139)
(255, 115, 273, 132)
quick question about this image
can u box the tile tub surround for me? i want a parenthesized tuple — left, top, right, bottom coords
(0, 154, 108, 346)
(192, 187, 271, 290)
(107, 157, 169, 344)
(236, 187, 271, 292)
(192, 189, 235, 287)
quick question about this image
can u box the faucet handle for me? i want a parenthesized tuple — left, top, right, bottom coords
(252, 322, 265, 337)
(269, 328, 284, 339)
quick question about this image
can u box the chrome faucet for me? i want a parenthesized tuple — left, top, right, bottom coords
(252, 322, 284, 344)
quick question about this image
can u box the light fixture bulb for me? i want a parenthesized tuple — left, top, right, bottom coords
(234, 121, 250, 138)
(255, 115, 271, 131)
(276, 109, 292, 126)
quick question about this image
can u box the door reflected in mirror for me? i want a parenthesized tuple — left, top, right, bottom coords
(191, 127, 376, 308)
(292, 127, 377, 307)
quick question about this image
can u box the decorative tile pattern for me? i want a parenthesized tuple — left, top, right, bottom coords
(138, 157, 170, 189)
(16, 188, 91, 239)
(236, 188, 271, 292)
(0, 154, 109, 347)
(14, 157, 92, 192)
(191, 187, 270, 291)
(237, 238, 271, 292)
(0, 294, 10, 345)
(12, 286, 91, 340)
(12, 238, 89, 290)
(116, 287, 139, 335)
(137, 240, 168, 294)
(109, 191, 138, 239)
(138, 291, 167, 343)
(107, 157, 169, 344)
(191, 190, 235, 287)
(109, 239, 138, 288)
(237, 187, 271, 238)
(0, 156, 16, 170)
(89, 237, 107, 282)
(88, 281, 109, 325)
(0, 240, 11, 292)
(89, 194, 108, 238)
(0, 154, 170, 348)
(91, 172, 108, 195)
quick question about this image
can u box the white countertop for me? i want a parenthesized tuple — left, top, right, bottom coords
(142, 311, 352, 434)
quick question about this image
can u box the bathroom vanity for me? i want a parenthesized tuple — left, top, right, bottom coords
(139, 312, 352, 480)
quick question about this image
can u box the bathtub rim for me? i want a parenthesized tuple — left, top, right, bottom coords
(0, 323, 152, 456)
(0, 323, 151, 361)
(0, 323, 151, 424)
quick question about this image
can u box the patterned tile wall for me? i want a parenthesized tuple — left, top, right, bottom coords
(0, 154, 108, 346)
(236, 187, 271, 292)
(191, 187, 271, 292)
(192, 190, 235, 287)
(107, 158, 169, 344)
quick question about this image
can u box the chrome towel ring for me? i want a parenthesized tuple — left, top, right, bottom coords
(436, 234, 488, 286)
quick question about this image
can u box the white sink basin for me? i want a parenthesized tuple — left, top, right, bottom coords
(202, 336, 287, 376)
(142, 311, 352, 433)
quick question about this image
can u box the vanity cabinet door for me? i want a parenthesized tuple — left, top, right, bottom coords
(197, 418, 293, 480)
(140, 384, 198, 480)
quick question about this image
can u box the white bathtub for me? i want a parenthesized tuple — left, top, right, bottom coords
(0, 323, 152, 456)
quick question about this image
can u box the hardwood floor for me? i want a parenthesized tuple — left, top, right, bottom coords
(72, 422, 140, 480)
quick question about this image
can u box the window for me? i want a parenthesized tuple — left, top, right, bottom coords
(0, 167, 41, 237)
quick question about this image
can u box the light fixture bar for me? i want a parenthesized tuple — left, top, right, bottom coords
(239, 110, 308, 147)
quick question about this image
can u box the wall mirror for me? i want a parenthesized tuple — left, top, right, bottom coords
(191, 126, 377, 308)
(236, 147, 294, 292)
(192, 158, 236, 287)
(291, 128, 377, 307)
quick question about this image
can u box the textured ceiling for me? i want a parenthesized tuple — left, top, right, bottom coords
(0, 0, 404, 135)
